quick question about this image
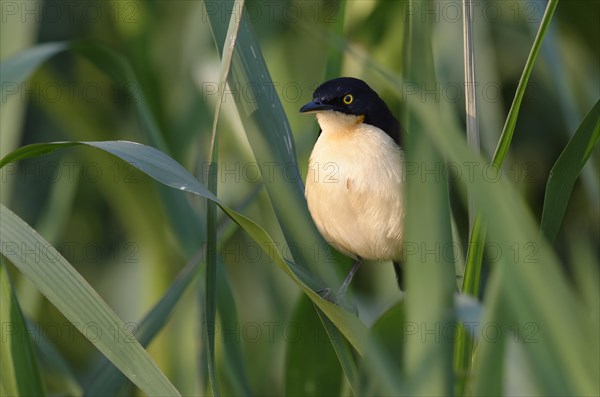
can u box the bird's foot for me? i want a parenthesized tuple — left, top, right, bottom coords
(317, 288, 332, 300)
(317, 288, 358, 316)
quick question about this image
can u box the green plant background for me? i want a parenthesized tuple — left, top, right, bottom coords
(0, 0, 598, 396)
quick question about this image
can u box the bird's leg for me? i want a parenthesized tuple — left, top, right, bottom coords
(336, 258, 363, 301)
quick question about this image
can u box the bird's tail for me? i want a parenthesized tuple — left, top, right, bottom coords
(393, 260, 404, 291)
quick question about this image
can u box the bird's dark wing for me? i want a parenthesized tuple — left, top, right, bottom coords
(365, 105, 404, 147)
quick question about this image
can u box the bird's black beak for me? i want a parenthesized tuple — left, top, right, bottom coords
(299, 100, 333, 113)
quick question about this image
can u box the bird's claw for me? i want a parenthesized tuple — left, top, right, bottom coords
(317, 288, 332, 301)
(317, 288, 359, 316)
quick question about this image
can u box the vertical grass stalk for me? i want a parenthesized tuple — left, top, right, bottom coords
(456, 3, 482, 385)
(203, 1, 245, 395)
(403, 1, 456, 395)
(462, 0, 480, 229)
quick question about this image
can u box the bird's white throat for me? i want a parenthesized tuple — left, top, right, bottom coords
(316, 111, 365, 133)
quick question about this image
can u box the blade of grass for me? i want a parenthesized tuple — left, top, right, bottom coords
(567, 234, 600, 393)
(215, 263, 253, 396)
(460, 214, 486, 295)
(0, 41, 68, 95)
(208, 0, 245, 159)
(360, 303, 405, 395)
(537, 17, 600, 213)
(456, 2, 481, 389)
(27, 318, 83, 396)
(404, 128, 456, 396)
(463, 0, 480, 228)
(403, 1, 456, 395)
(492, 0, 560, 167)
(470, 265, 509, 396)
(285, 296, 343, 397)
(204, 164, 219, 397)
(84, 251, 201, 396)
(314, 309, 359, 395)
(540, 99, 600, 242)
(0, 5, 41, 164)
(0, 205, 180, 396)
(0, 142, 79, 167)
(204, 2, 244, 394)
(17, 154, 82, 323)
(0, 259, 45, 397)
(358, 329, 405, 395)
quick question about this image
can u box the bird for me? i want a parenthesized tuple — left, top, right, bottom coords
(300, 77, 406, 301)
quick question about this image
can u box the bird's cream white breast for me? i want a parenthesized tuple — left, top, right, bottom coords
(305, 111, 405, 261)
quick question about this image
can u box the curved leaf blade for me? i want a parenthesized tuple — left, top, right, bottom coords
(0, 142, 79, 169)
(491, 0, 560, 168)
(0, 141, 369, 356)
(215, 263, 253, 396)
(285, 295, 343, 397)
(84, 255, 200, 396)
(0, 41, 68, 97)
(0, 260, 45, 397)
(0, 205, 180, 396)
(541, 99, 600, 242)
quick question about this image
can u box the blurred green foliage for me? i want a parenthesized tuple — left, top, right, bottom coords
(0, 0, 598, 396)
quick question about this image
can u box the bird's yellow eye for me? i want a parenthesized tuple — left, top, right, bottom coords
(343, 94, 353, 105)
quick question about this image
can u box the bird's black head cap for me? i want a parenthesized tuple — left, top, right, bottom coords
(300, 77, 403, 146)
